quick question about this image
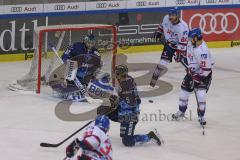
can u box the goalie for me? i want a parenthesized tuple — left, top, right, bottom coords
(50, 34, 103, 102)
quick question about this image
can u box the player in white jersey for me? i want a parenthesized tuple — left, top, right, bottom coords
(150, 8, 189, 87)
(65, 115, 112, 160)
(172, 28, 214, 125)
(87, 73, 117, 107)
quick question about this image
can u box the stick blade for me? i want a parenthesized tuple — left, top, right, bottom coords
(40, 142, 59, 148)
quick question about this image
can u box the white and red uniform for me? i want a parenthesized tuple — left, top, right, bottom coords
(158, 15, 189, 53)
(70, 125, 113, 160)
(178, 40, 214, 120)
(187, 41, 214, 77)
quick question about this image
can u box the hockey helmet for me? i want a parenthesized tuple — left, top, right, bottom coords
(95, 115, 110, 132)
(188, 28, 202, 40)
(83, 34, 96, 49)
(114, 64, 128, 78)
(168, 7, 180, 17)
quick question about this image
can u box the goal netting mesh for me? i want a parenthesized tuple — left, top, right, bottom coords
(11, 24, 117, 93)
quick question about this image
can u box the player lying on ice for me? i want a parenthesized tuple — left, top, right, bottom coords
(97, 64, 163, 147)
(50, 34, 103, 102)
(150, 7, 189, 87)
(172, 28, 214, 125)
(65, 115, 113, 160)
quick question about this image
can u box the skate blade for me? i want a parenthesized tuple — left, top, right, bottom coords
(154, 128, 164, 145)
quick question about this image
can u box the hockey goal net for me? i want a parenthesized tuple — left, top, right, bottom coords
(10, 24, 117, 93)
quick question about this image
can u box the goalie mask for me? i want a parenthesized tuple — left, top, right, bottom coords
(83, 34, 96, 49)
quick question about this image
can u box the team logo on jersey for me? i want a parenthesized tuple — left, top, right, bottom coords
(189, 12, 239, 34)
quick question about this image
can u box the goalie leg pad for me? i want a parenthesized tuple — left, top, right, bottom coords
(66, 90, 86, 102)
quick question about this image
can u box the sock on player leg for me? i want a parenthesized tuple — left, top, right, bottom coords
(134, 135, 151, 145)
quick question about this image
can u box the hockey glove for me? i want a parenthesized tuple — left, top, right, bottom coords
(175, 49, 186, 63)
(136, 96, 141, 105)
(154, 31, 163, 42)
(66, 139, 80, 158)
(109, 95, 119, 109)
(192, 74, 205, 84)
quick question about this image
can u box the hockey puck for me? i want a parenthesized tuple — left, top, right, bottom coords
(148, 100, 154, 103)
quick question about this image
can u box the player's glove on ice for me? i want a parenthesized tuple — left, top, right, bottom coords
(66, 139, 80, 158)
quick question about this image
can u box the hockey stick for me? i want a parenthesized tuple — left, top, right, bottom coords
(193, 89, 205, 135)
(44, 31, 66, 82)
(179, 57, 205, 135)
(40, 106, 116, 148)
(158, 38, 206, 135)
(40, 120, 93, 147)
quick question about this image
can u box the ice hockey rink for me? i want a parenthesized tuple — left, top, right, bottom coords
(0, 47, 240, 160)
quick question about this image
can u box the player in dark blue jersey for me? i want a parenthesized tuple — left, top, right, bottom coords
(55, 34, 102, 102)
(62, 34, 102, 85)
(105, 65, 162, 147)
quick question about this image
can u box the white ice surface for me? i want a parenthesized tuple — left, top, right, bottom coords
(0, 48, 240, 160)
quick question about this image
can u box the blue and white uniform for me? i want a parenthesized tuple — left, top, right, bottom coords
(59, 41, 102, 102)
(87, 73, 117, 106)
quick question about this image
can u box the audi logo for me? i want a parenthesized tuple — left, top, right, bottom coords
(189, 13, 239, 34)
(96, 3, 107, 8)
(206, 0, 217, 3)
(54, 5, 65, 11)
(11, 7, 22, 12)
(176, 0, 186, 4)
(136, 1, 147, 7)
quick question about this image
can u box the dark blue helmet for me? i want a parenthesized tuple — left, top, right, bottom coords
(168, 7, 180, 17)
(84, 34, 95, 41)
(188, 28, 202, 39)
(95, 115, 110, 132)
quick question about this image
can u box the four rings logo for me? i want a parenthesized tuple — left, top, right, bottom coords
(136, 1, 147, 6)
(206, 0, 217, 3)
(54, 5, 65, 11)
(176, 0, 186, 4)
(96, 3, 107, 8)
(11, 7, 22, 12)
(189, 13, 239, 34)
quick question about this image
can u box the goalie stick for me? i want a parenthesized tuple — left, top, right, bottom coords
(44, 31, 66, 83)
